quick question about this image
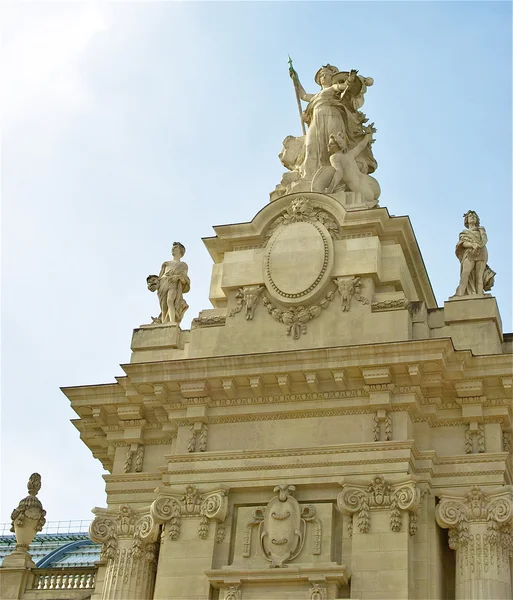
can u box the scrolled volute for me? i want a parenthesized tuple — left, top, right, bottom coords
(487, 494, 513, 525)
(337, 486, 367, 515)
(201, 491, 228, 522)
(394, 482, 420, 512)
(151, 496, 181, 524)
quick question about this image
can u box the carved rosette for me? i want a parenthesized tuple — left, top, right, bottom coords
(151, 485, 229, 542)
(337, 476, 419, 535)
(436, 486, 513, 599)
(89, 504, 160, 600)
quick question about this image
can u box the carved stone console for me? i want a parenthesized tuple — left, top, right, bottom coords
(89, 504, 160, 600)
(436, 486, 513, 599)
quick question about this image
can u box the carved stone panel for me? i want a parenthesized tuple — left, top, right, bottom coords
(264, 199, 335, 306)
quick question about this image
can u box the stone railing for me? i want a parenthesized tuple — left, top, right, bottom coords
(31, 567, 96, 591)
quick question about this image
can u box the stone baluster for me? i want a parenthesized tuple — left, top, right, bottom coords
(436, 486, 513, 600)
(89, 504, 160, 600)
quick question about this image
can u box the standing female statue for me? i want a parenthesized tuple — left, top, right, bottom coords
(290, 64, 376, 180)
(454, 211, 495, 296)
(147, 242, 190, 324)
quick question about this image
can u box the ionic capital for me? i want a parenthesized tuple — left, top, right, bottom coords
(151, 485, 229, 541)
(337, 475, 420, 534)
(89, 504, 159, 561)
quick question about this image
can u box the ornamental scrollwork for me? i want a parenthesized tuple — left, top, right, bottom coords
(337, 475, 420, 535)
(150, 486, 228, 542)
(243, 484, 322, 566)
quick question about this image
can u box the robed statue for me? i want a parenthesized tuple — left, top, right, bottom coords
(147, 242, 190, 324)
(453, 211, 495, 297)
(271, 61, 379, 205)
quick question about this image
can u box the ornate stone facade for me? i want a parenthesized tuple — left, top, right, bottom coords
(4, 61, 510, 600)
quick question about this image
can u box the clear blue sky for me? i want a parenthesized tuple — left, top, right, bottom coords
(2, 1, 511, 521)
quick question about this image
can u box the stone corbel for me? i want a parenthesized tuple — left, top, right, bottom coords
(337, 475, 420, 535)
(151, 485, 229, 542)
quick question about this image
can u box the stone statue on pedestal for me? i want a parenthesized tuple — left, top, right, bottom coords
(271, 61, 378, 203)
(453, 211, 495, 297)
(147, 242, 190, 324)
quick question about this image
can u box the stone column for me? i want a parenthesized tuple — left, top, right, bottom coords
(150, 485, 229, 599)
(436, 486, 513, 600)
(89, 504, 160, 600)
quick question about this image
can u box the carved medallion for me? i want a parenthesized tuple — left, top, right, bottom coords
(264, 201, 334, 306)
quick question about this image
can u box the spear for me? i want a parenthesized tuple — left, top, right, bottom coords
(288, 55, 306, 136)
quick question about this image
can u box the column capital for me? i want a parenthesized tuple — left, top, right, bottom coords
(151, 485, 229, 541)
(337, 475, 420, 534)
(436, 486, 513, 549)
(89, 504, 159, 561)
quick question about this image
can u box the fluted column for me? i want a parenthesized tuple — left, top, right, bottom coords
(89, 504, 160, 600)
(436, 486, 513, 600)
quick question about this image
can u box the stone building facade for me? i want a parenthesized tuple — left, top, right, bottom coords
(2, 63, 511, 600)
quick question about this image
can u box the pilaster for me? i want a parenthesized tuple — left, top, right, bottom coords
(150, 485, 229, 599)
(337, 475, 420, 599)
(436, 486, 513, 599)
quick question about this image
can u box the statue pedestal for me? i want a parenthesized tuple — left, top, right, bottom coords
(130, 323, 182, 363)
(443, 296, 503, 355)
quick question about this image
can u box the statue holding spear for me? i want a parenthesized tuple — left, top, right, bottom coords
(284, 58, 376, 181)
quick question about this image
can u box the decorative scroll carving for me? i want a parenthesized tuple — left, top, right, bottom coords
(264, 197, 340, 243)
(243, 485, 321, 566)
(229, 286, 265, 320)
(262, 288, 336, 339)
(134, 445, 144, 472)
(151, 485, 228, 542)
(503, 431, 511, 453)
(337, 475, 419, 534)
(310, 583, 327, 600)
(334, 276, 369, 312)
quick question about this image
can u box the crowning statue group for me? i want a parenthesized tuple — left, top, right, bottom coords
(145, 63, 495, 326)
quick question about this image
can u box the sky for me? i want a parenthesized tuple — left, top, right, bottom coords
(1, 1, 511, 523)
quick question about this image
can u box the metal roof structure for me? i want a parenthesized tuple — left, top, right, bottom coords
(0, 520, 101, 568)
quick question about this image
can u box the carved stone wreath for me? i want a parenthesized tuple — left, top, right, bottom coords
(262, 287, 337, 339)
